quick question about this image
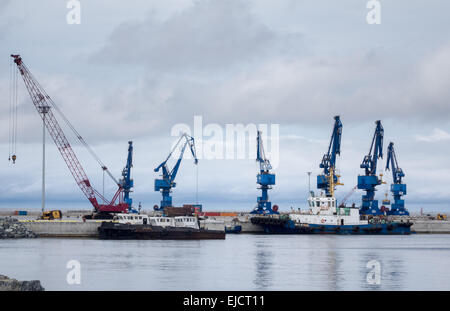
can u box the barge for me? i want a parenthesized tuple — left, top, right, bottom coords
(98, 214, 225, 240)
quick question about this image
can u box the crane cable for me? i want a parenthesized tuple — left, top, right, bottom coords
(9, 60, 18, 164)
(195, 164, 199, 204)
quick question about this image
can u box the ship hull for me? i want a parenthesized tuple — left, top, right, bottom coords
(251, 217, 412, 235)
(98, 222, 226, 240)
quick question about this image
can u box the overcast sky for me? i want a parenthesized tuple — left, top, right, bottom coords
(1, 0, 450, 213)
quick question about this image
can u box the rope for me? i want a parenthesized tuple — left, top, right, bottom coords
(8, 61, 12, 160)
(196, 164, 199, 204)
(9, 60, 18, 163)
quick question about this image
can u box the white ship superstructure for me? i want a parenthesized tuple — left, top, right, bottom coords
(289, 193, 368, 226)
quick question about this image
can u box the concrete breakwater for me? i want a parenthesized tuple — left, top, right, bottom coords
(22, 220, 100, 238)
(0, 275, 44, 291)
(20, 218, 263, 237)
(13, 214, 450, 237)
(0, 217, 37, 238)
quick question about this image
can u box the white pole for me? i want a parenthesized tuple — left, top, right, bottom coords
(307, 172, 312, 196)
(42, 117, 45, 213)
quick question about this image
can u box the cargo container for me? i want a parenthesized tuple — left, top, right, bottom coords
(220, 212, 237, 217)
(13, 211, 28, 216)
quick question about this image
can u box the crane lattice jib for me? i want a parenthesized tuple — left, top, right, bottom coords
(386, 142, 404, 184)
(360, 120, 384, 176)
(320, 115, 342, 175)
(256, 130, 272, 172)
(11, 55, 100, 209)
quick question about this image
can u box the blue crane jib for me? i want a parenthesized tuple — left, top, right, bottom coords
(385, 142, 409, 216)
(358, 120, 384, 215)
(251, 130, 278, 215)
(317, 115, 343, 196)
(154, 133, 198, 210)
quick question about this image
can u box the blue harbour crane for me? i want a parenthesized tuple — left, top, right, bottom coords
(358, 120, 384, 215)
(119, 141, 136, 213)
(251, 130, 278, 215)
(385, 142, 409, 216)
(317, 116, 343, 197)
(154, 133, 198, 210)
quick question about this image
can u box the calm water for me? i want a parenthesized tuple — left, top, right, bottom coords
(1, 234, 450, 291)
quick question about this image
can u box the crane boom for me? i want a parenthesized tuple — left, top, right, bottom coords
(11, 54, 129, 214)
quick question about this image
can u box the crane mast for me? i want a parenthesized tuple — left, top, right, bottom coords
(154, 133, 198, 210)
(357, 120, 384, 215)
(385, 142, 409, 215)
(251, 130, 277, 215)
(11, 54, 130, 215)
(317, 116, 343, 197)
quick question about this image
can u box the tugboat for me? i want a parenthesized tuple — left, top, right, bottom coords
(250, 192, 412, 235)
(98, 214, 225, 240)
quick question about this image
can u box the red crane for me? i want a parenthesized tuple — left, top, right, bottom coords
(11, 54, 129, 216)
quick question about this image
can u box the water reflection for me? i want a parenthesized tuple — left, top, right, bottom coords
(253, 240, 273, 290)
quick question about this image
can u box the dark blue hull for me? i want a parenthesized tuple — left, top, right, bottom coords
(225, 225, 242, 234)
(251, 217, 412, 235)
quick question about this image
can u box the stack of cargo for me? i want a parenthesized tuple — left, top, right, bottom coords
(197, 212, 238, 217)
(163, 206, 194, 217)
(13, 211, 28, 216)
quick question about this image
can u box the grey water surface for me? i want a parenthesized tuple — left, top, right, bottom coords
(1, 234, 450, 290)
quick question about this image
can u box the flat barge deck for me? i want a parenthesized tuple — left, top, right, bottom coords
(98, 222, 225, 240)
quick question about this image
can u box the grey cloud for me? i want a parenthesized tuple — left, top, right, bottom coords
(0, 0, 12, 38)
(92, 0, 304, 73)
(0, 0, 10, 10)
